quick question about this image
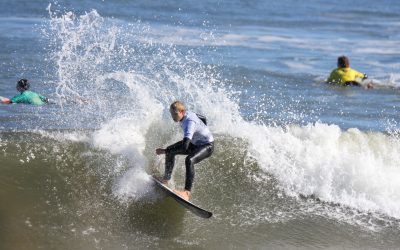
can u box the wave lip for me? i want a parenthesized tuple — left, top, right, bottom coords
(249, 122, 400, 220)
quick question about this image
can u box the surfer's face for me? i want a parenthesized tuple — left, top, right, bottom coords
(170, 108, 184, 122)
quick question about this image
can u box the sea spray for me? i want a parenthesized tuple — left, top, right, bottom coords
(244, 122, 400, 219)
(44, 8, 400, 226)
(44, 8, 241, 201)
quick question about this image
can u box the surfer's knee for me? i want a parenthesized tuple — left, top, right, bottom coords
(185, 157, 195, 173)
(185, 156, 194, 166)
(185, 156, 195, 176)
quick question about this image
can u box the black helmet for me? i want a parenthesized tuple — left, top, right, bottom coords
(17, 79, 30, 91)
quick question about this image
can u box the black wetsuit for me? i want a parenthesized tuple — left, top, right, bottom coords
(164, 140, 214, 191)
(163, 111, 214, 191)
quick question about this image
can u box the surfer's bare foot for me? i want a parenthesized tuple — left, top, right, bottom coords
(174, 190, 191, 201)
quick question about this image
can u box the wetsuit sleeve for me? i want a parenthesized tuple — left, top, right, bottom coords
(165, 138, 191, 153)
(354, 70, 366, 79)
(182, 137, 191, 151)
(10, 94, 24, 103)
(165, 140, 182, 154)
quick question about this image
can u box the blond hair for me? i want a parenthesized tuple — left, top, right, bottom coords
(170, 101, 185, 113)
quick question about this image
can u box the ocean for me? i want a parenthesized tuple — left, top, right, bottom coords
(1, 0, 400, 249)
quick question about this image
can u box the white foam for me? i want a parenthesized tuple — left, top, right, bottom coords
(112, 168, 152, 202)
(47, 9, 400, 222)
(239, 122, 400, 219)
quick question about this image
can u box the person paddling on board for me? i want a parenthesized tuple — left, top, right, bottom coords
(327, 56, 372, 88)
(0, 79, 49, 105)
(155, 101, 214, 201)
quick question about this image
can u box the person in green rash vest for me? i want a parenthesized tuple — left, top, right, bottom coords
(327, 56, 372, 88)
(0, 79, 49, 105)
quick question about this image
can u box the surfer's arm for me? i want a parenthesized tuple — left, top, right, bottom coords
(156, 148, 166, 155)
(168, 138, 191, 152)
(0, 96, 11, 104)
(157, 138, 191, 155)
(354, 70, 365, 79)
(351, 69, 367, 80)
(182, 137, 191, 151)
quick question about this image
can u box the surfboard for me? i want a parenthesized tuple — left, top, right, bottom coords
(151, 176, 213, 219)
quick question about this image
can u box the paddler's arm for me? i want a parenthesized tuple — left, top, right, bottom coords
(0, 96, 11, 104)
(354, 69, 367, 80)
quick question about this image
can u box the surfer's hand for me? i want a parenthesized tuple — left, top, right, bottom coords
(0, 96, 11, 104)
(156, 148, 166, 155)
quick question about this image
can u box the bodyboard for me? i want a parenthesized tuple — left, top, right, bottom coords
(151, 176, 212, 219)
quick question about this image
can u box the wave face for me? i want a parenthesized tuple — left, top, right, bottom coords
(1, 5, 400, 250)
